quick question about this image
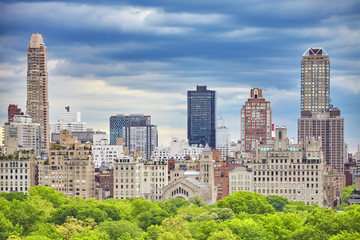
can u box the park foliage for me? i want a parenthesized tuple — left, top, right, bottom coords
(0, 186, 359, 240)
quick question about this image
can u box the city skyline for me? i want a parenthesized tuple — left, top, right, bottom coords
(0, 1, 359, 153)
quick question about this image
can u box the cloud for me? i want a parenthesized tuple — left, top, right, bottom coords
(331, 75, 360, 94)
(0, 2, 226, 35)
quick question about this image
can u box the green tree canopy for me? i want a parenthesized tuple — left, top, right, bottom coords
(266, 195, 289, 212)
(341, 185, 356, 204)
(217, 191, 275, 214)
(98, 220, 142, 240)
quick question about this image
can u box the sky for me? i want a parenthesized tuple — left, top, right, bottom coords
(0, 0, 359, 153)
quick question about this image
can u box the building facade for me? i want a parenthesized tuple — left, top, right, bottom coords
(301, 47, 330, 113)
(3, 115, 41, 155)
(109, 114, 151, 145)
(162, 144, 217, 204)
(229, 167, 253, 195)
(241, 88, 272, 154)
(213, 149, 241, 201)
(113, 157, 168, 201)
(299, 47, 345, 173)
(253, 127, 325, 206)
(8, 104, 22, 123)
(216, 119, 231, 158)
(92, 145, 124, 168)
(26, 33, 49, 154)
(152, 137, 203, 162)
(187, 86, 216, 148)
(324, 169, 346, 209)
(124, 119, 158, 160)
(37, 130, 95, 199)
(53, 107, 86, 133)
(95, 167, 114, 199)
(0, 151, 36, 193)
(51, 130, 106, 144)
(298, 109, 345, 172)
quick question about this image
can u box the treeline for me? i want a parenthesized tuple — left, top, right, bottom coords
(0, 186, 359, 240)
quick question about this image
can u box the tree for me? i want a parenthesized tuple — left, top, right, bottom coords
(77, 207, 108, 223)
(161, 216, 192, 239)
(0, 199, 45, 235)
(329, 231, 360, 240)
(167, 198, 189, 209)
(130, 199, 156, 216)
(71, 228, 110, 240)
(178, 205, 208, 222)
(260, 213, 303, 240)
(0, 192, 28, 202)
(50, 204, 80, 225)
(136, 207, 169, 230)
(282, 201, 318, 213)
(217, 191, 275, 214)
(56, 216, 96, 239)
(98, 220, 142, 240)
(28, 223, 63, 239)
(340, 185, 356, 204)
(221, 218, 267, 240)
(0, 212, 22, 239)
(189, 196, 206, 207)
(266, 195, 289, 212)
(28, 186, 68, 208)
(208, 229, 236, 240)
(189, 220, 219, 240)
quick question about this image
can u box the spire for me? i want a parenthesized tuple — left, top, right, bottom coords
(202, 143, 211, 153)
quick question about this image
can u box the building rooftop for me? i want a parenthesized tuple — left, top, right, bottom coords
(185, 177, 209, 190)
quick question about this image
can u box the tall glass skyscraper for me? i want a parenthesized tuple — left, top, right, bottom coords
(187, 86, 216, 148)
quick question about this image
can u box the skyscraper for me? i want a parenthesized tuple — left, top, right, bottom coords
(187, 86, 216, 148)
(216, 118, 231, 158)
(301, 47, 330, 113)
(109, 114, 151, 145)
(26, 34, 49, 153)
(241, 88, 272, 153)
(298, 48, 345, 172)
(124, 119, 158, 160)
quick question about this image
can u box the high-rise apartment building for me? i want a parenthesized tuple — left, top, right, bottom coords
(298, 48, 345, 173)
(241, 88, 272, 153)
(109, 114, 151, 145)
(298, 109, 345, 172)
(124, 119, 158, 160)
(187, 86, 216, 148)
(301, 47, 330, 113)
(252, 127, 325, 207)
(26, 34, 49, 154)
(3, 114, 41, 155)
(8, 104, 22, 123)
(37, 130, 95, 199)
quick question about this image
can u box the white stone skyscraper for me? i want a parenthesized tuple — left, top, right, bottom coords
(26, 33, 49, 154)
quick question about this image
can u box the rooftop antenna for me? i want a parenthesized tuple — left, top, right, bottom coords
(65, 106, 70, 112)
